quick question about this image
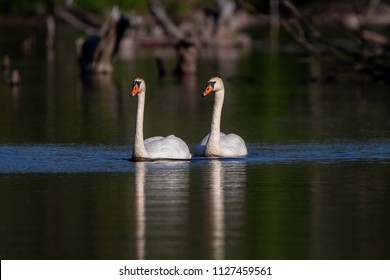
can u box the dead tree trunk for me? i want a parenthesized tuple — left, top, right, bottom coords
(147, 0, 197, 75)
(90, 9, 119, 74)
(75, 7, 129, 74)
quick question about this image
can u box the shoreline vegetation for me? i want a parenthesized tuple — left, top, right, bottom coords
(2, 0, 390, 83)
(2, 1, 390, 26)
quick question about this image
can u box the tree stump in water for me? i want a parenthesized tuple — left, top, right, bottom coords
(90, 14, 118, 74)
(147, 0, 254, 76)
(175, 41, 197, 75)
(78, 7, 129, 74)
(147, 0, 197, 75)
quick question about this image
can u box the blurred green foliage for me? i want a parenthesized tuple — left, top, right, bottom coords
(75, 0, 148, 13)
(0, 0, 148, 14)
(0, 0, 302, 15)
(0, 0, 373, 15)
(1, 0, 45, 14)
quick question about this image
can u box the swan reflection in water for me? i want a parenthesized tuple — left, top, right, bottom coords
(207, 159, 225, 259)
(133, 159, 246, 259)
(133, 161, 190, 259)
(206, 159, 247, 259)
(134, 162, 146, 260)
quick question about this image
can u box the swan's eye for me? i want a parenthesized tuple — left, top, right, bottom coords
(131, 81, 142, 95)
(203, 81, 216, 96)
(208, 81, 216, 87)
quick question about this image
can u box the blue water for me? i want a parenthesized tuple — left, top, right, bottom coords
(1, 139, 389, 173)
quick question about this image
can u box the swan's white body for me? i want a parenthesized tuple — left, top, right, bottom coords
(194, 77, 247, 157)
(194, 132, 247, 157)
(131, 78, 191, 161)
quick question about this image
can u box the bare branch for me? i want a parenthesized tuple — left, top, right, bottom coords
(280, 0, 354, 60)
(147, 0, 191, 45)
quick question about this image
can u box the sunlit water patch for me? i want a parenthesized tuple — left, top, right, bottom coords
(0, 139, 389, 173)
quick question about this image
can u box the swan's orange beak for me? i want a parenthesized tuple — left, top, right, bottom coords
(202, 84, 213, 97)
(131, 83, 139, 96)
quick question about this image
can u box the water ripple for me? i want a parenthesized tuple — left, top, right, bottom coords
(0, 139, 389, 173)
(248, 139, 390, 164)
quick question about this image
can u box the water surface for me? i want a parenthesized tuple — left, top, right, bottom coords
(1, 25, 390, 259)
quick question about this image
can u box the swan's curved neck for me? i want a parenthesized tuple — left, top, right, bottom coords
(133, 90, 149, 159)
(205, 88, 224, 156)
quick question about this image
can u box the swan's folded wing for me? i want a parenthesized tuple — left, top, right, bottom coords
(144, 136, 164, 145)
(145, 135, 191, 159)
(220, 133, 247, 156)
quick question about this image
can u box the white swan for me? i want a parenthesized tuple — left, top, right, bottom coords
(194, 77, 247, 157)
(130, 78, 192, 161)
